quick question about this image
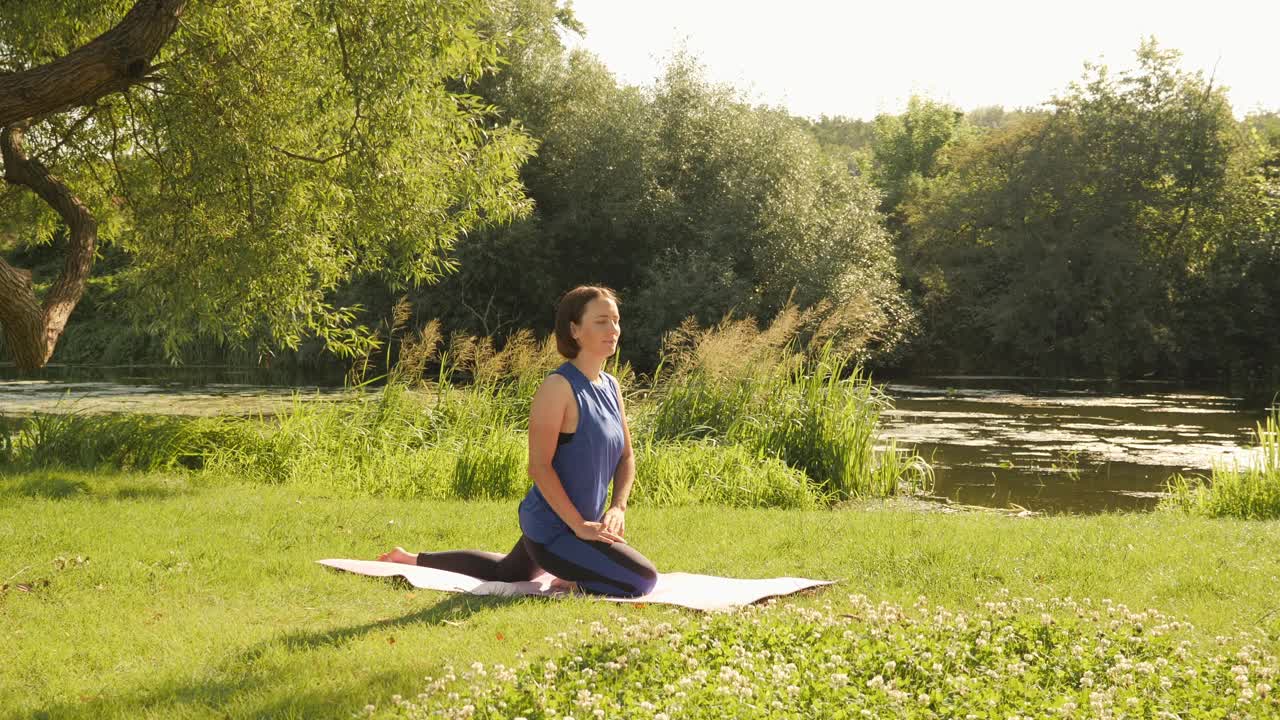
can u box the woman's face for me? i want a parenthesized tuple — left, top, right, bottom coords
(571, 296, 620, 359)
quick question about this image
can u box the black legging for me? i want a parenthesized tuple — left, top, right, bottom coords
(417, 533, 658, 598)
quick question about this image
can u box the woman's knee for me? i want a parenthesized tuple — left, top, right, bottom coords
(634, 568, 658, 596)
(628, 557, 658, 596)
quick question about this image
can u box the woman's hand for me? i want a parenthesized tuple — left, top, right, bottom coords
(573, 520, 625, 545)
(602, 507, 626, 537)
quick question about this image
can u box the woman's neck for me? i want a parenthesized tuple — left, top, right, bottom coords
(570, 355, 607, 382)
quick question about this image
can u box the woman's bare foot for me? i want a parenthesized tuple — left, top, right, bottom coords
(378, 547, 416, 565)
(548, 576, 579, 593)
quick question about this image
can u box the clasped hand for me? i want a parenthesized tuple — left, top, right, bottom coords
(574, 507, 626, 544)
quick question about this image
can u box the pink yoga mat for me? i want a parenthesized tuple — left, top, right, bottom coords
(318, 559, 833, 611)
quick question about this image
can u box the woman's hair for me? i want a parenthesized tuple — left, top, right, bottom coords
(555, 285, 619, 358)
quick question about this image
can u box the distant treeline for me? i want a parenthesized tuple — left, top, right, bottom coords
(12, 4, 1279, 387)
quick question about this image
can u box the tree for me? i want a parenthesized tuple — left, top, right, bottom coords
(903, 40, 1252, 377)
(415, 47, 911, 367)
(0, 0, 187, 371)
(0, 0, 535, 371)
(871, 96, 969, 216)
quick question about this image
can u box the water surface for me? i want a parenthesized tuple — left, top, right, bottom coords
(880, 376, 1270, 513)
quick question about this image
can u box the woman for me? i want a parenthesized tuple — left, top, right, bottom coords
(378, 286, 658, 598)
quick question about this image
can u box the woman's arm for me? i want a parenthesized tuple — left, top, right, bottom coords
(528, 375, 623, 544)
(602, 375, 634, 536)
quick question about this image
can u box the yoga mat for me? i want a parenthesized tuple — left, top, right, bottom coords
(318, 559, 833, 611)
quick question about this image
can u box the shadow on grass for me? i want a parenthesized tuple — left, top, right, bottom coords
(0, 470, 191, 502)
(17, 588, 532, 720)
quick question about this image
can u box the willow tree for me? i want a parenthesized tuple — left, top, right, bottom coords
(0, 0, 535, 371)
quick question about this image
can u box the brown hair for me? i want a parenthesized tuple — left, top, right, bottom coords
(555, 285, 619, 358)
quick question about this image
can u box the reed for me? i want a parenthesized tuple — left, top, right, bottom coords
(1162, 407, 1280, 519)
(648, 312, 930, 500)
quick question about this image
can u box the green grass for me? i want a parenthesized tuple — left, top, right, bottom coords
(1163, 407, 1280, 519)
(2, 470, 1279, 719)
(631, 440, 823, 509)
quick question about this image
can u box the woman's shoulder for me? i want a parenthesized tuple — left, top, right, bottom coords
(541, 368, 572, 386)
(534, 368, 573, 398)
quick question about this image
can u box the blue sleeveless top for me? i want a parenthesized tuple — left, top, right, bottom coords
(518, 362, 625, 543)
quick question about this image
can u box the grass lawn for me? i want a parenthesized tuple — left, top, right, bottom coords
(3, 469, 1279, 719)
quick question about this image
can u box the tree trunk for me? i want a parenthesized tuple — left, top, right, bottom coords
(0, 0, 188, 128)
(0, 0, 188, 371)
(0, 125, 99, 372)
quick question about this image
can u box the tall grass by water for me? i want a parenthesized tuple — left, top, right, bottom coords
(648, 310, 933, 500)
(1162, 407, 1280, 519)
(1, 311, 929, 507)
(1, 410, 246, 471)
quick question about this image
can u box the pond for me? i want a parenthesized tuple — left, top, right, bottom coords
(0, 364, 351, 417)
(1, 365, 1271, 514)
(879, 376, 1272, 514)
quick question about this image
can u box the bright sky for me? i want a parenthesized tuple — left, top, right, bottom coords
(564, 0, 1278, 120)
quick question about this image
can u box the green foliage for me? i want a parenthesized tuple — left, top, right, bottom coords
(1163, 407, 1280, 519)
(902, 40, 1276, 378)
(1, 0, 536, 361)
(373, 593, 1279, 719)
(871, 95, 970, 214)
(964, 104, 1050, 131)
(416, 44, 911, 368)
(803, 114, 876, 173)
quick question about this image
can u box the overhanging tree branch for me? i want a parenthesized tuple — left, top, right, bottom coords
(0, 0, 188, 127)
